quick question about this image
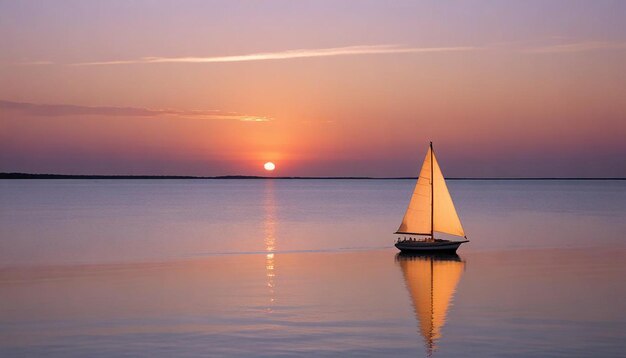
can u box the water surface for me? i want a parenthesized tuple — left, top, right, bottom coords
(1, 180, 625, 356)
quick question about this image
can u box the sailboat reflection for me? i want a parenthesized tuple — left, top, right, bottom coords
(396, 253, 465, 356)
(264, 180, 277, 311)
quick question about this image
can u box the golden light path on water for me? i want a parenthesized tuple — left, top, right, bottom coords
(264, 180, 276, 311)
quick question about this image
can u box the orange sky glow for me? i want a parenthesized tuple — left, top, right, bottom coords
(1, 1, 625, 177)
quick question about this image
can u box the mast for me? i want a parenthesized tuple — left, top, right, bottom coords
(430, 141, 434, 238)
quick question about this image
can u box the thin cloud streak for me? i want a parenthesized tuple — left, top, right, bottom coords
(525, 41, 626, 53)
(0, 100, 272, 122)
(14, 41, 626, 67)
(71, 44, 478, 66)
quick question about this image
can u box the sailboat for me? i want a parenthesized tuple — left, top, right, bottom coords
(396, 253, 465, 356)
(395, 142, 469, 253)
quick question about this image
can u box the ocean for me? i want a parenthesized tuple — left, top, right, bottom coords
(1, 179, 625, 356)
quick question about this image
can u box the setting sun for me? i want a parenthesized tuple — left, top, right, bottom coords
(264, 162, 276, 171)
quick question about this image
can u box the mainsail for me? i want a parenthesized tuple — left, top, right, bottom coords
(396, 144, 465, 237)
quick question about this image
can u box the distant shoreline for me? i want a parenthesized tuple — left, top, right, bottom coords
(1, 173, 624, 180)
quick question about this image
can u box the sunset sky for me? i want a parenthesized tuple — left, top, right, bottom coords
(1, 0, 625, 177)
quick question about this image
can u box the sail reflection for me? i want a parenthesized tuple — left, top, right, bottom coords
(264, 180, 276, 310)
(396, 253, 465, 356)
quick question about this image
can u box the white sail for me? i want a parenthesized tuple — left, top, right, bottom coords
(432, 152, 465, 237)
(397, 148, 432, 234)
(396, 145, 465, 237)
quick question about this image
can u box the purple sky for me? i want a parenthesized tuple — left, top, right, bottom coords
(1, 0, 625, 177)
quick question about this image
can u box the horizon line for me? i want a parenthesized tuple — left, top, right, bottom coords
(1, 173, 624, 180)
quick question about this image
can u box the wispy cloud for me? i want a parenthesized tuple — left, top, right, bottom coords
(70, 44, 477, 66)
(12, 41, 626, 67)
(0, 100, 272, 122)
(524, 40, 626, 53)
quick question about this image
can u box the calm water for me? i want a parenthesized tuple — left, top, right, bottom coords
(1, 180, 625, 357)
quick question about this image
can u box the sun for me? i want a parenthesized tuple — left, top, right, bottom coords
(264, 162, 276, 171)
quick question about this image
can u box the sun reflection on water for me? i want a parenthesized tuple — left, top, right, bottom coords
(264, 180, 276, 310)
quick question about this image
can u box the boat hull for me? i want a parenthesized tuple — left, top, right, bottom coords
(394, 240, 468, 253)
